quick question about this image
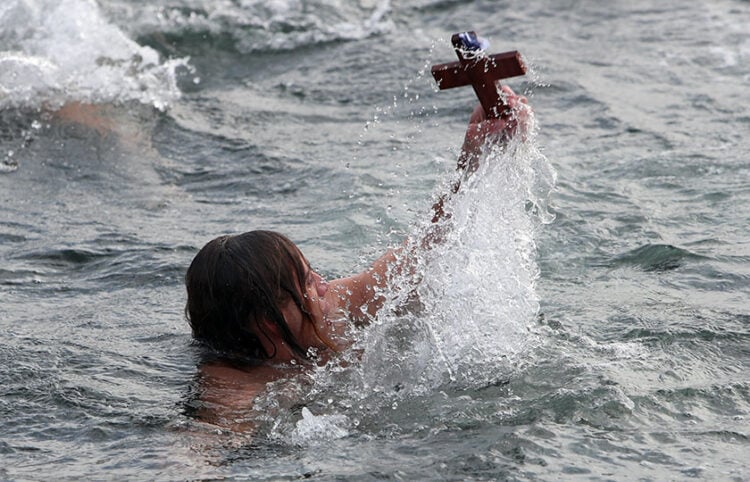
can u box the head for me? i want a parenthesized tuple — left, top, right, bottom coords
(185, 230, 333, 362)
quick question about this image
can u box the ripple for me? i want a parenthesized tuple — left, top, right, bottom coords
(610, 243, 707, 271)
(6, 241, 191, 292)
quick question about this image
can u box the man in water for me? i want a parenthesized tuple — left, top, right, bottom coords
(185, 86, 530, 430)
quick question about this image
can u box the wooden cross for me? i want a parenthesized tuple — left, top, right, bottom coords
(431, 31, 526, 120)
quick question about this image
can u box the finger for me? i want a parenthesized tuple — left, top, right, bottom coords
(506, 93, 520, 110)
(481, 119, 507, 138)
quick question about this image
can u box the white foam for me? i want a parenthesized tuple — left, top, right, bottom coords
(288, 407, 350, 445)
(0, 0, 185, 110)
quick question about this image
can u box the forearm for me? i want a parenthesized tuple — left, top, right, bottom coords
(429, 117, 490, 224)
(339, 89, 530, 321)
(431, 89, 529, 225)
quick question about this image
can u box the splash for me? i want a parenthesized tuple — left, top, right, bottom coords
(355, 130, 556, 393)
(288, 407, 350, 445)
(0, 0, 186, 111)
(266, 113, 556, 444)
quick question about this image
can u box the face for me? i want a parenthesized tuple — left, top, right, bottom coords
(302, 261, 330, 323)
(275, 255, 333, 357)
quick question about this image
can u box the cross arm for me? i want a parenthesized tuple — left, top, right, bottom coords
(431, 32, 527, 119)
(431, 51, 525, 91)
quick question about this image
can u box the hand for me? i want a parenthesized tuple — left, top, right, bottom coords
(460, 86, 531, 168)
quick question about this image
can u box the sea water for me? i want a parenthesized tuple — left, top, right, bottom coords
(1, 0, 749, 480)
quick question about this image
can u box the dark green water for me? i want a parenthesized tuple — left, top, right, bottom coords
(1, 0, 748, 479)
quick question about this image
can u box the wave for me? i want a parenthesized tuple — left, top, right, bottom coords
(0, 0, 186, 111)
(611, 243, 706, 272)
(0, 0, 394, 133)
(103, 0, 394, 55)
(4, 241, 192, 292)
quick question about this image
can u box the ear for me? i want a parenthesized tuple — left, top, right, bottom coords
(259, 316, 282, 336)
(278, 298, 302, 330)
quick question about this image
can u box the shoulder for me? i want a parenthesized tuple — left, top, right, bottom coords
(198, 361, 284, 396)
(195, 360, 295, 432)
(326, 248, 400, 324)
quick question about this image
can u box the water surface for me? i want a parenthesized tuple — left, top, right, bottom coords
(1, 0, 749, 480)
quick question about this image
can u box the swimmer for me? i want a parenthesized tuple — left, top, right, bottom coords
(185, 86, 530, 430)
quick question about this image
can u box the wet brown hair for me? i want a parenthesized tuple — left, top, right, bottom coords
(185, 230, 315, 360)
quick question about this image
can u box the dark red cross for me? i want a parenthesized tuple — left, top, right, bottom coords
(431, 31, 526, 120)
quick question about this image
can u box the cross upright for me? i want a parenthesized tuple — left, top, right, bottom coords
(431, 32, 526, 120)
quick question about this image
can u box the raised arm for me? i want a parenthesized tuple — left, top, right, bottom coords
(432, 85, 529, 223)
(328, 86, 530, 324)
